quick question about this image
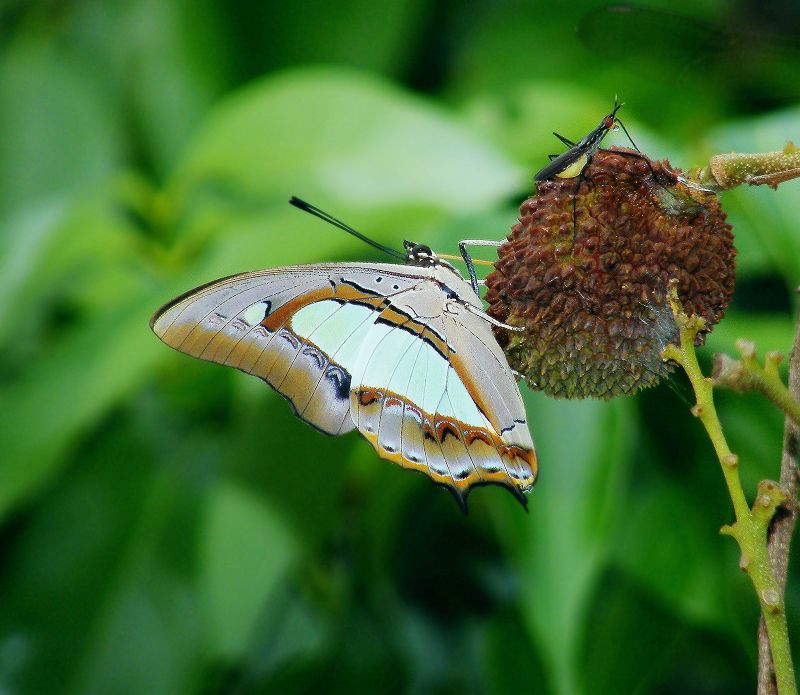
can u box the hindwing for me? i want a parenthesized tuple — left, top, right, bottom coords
(151, 262, 537, 504)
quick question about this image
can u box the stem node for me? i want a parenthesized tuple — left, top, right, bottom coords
(722, 453, 739, 469)
(762, 588, 782, 612)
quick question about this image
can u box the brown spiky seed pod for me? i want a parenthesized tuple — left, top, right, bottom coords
(484, 147, 736, 399)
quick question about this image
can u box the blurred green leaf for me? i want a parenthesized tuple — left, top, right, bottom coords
(0, 31, 121, 216)
(230, 0, 427, 78)
(117, 0, 231, 176)
(706, 311, 796, 354)
(613, 482, 729, 629)
(230, 585, 329, 689)
(0, 423, 205, 695)
(499, 394, 635, 695)
(75, 571, 201, 695)
(199, 481, 298, 659)
(222, 374, 356, 545)
(0, 296, 162, 519)
(0, 188, 148, 347)
(579, 571, 681, 694)
(169, 67, 525, 226)
(448, 2, 728, 142)
(717, 391, 786, 491)
(0, 197, 68, 341)
(483, 609, 549, 694)
(579, 570, 752, 694)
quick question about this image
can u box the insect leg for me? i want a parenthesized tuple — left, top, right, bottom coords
(569, 166, 590, 244)
(461, 302, 525, 332)
(603, 148, 689, 210)
(553, 132, 576, 147)
(606, 118, 686, 206)
(459, 239, 503, 295)
(615, 118, 641, 153)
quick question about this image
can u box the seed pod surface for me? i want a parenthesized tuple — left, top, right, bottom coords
(484, 147, 736, 399)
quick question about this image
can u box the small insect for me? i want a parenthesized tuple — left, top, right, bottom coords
(533, 101, 690, 239)
(150, 198, 537, 510)
(534, 100, 625, 182)
(534, 100, 638, 243)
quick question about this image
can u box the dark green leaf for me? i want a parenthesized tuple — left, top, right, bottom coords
(199, 481, 298, 659)
(498, 394, 636, 694)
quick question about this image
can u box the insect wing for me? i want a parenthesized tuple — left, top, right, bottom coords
(535, 147, 586, 181)
(151, 263, 537, 501)
(533, 147, 587, 181)
(347, 270, 537, 501)
(151, 263, 418, 435)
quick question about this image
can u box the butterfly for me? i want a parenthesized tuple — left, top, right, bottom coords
(150, 199, 537, 509)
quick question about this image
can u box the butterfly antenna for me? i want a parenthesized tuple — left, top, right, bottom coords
(289, 197, 406, 261)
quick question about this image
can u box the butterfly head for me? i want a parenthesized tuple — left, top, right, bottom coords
(403, 240, 439, 267)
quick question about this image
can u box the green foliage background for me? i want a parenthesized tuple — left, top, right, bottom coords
(1, 1, 799, 693)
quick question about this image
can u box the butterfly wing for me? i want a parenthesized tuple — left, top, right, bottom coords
(151, 263, 537, 503)
(151, 264, 420, 435)
(347, 268, 537, 504)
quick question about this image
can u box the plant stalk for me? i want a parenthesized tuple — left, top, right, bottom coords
(689, 142, 800, 191)
(712, 341, 800, 427)
(662, 281, 797, 695)
(758, 302, 800, 695)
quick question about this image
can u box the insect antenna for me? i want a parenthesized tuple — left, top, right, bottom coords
(289, 197, 406, 261)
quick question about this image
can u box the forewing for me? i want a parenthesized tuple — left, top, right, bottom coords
(348, 277, 537, 504)
(150, 264, 423, 435)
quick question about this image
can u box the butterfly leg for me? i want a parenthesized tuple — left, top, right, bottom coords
(459, 239, 504, 296)
(462, 302, 525, 332)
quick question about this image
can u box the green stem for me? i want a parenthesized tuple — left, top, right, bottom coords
(662, 281, 797, 695)
(713, 345, 800, 426)
(738, 344, 800, 427)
